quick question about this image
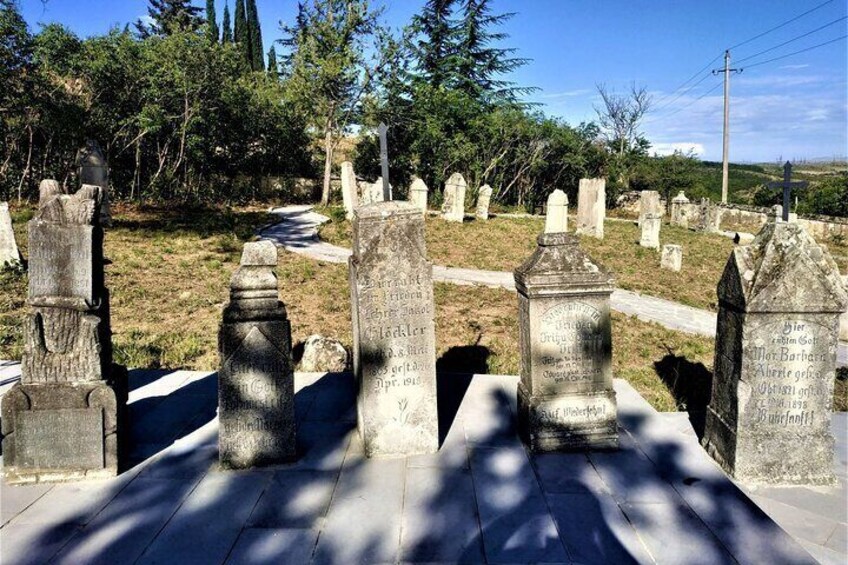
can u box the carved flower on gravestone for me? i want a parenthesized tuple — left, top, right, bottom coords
(395, 397, 410, 425)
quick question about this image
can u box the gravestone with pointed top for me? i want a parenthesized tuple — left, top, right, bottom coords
(219, 240, 295, 469)
(341, 161, 358, 219)
(475, 184, 493, 220)
(544, 190, 568, 234)
(575, 178, 605, 238)
(0, 202, 21, 267)
(671, 191, 691, 228)
(409, 177, 429, 216)
(442, 173, 466, 222)
(76, 140, 112, 227)
(702, 218, 848, 484)
(2, 184, 127, 483)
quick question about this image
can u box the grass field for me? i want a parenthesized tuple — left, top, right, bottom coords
(1, 203, 844, 412)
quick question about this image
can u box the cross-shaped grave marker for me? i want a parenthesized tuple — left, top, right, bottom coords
(767, 161, 807, 222)
(378, 122, 391, 201)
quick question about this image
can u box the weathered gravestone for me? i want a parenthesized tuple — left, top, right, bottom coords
(349, 201, 439, 457)
(1, 184, 127, 483)
(671, 191, 691, 228)
(661, 244, 682, 272)
(442, 173, 466, 222)
(340, 161, 358, 219)
(694, 198, 722, 233)
(515, 232, 617, 451)
(219, 241, 295, 469)
(702, 217, 848, 484)
(575, 178, 605, 239)
(409, 177, 429, 216)
(638, 190, 661, 227)
(475, 184, 493, 221)
(369, 179, 387, 204)
(0, 202, 22, 267)
(544, 190, 568, 234)
(640, 211, 661, 249)
(76, 140, 112, 227)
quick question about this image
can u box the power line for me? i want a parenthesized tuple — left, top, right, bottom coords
(735, 15, 847, 65)
(728, 0, 836, 51)
(742, 34, 847, 69)
(651, 72, 714, 115)
(645, 81, 723, 124)
(652, 52, 723, 109)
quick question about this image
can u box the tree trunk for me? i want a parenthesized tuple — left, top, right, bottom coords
(17, 125, 33, 204)
(321, 127, 333, 206)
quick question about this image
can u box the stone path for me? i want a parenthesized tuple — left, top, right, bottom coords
(2, 363, 844, 564)
(259, 206, 848, 366)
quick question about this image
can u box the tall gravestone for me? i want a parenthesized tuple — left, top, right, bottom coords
(0, 202, 22, 266)
(1, 184, 127, 483)
(218, 241, 296, 469)
(638, 190, 661, 227)
(671, 191, 691, 228)
(76, 140, 112, 227)
(695, 198, 721, 233)
(544, 190, 568, 234)
(702, 217, 848, 484)
(340, 161, 358, 219)
(575, 178, 605, 239)
(442, 173, 466, 222)
(475, 184, 493, 220)
(640, 211, 661, 249)
(515, 232, 617, 451)
(349, 201, 438, 457)
(409, 177, 429, 216)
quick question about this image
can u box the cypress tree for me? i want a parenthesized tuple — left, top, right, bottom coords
(234, 0, 251, 70)
(246, 0, 264, 71)
(221, 2, 232, 43)
(138, 0, 203, 36)
(205, 0, 218, 42)
(267, 46, 278, 76)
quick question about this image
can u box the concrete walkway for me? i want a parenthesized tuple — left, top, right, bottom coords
(2, 363, 844, 564)
(259, 206, 848, 366)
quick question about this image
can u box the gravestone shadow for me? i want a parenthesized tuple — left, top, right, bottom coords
(436, 344, 490, 375)
(653, 353, 713, 439)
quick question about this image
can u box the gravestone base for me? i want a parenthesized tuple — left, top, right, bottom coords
(518, 385, 618, 451)
(1, 367, 128, 484)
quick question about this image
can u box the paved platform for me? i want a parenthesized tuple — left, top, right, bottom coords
(2, 364, 845, 564)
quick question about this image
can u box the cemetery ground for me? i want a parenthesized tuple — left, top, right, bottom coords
(0, 201, 845, 415)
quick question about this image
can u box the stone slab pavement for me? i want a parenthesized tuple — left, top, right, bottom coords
(259, 206, 848, 366)
(1, 362, 845, 564)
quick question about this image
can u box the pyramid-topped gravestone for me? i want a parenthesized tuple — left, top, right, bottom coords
(702, 218, 847, 484)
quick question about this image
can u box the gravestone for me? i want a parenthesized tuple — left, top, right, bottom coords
(442, 173, 466, 222)
(76, 140, 112, 227)
(409, 177, 428, 216)
(1, 185, 127, 483)
(575, 178, 605, 239)
(219, 240, 295, 469)
(661, 244, 682, 272)
(515, 232, 617, 451)
(341, 161, 358, 219)
(695, 198, 722, 233)
(0, 202, 21, 266)
(640, 212, 661, 249)
(349, 201, 438, 457)
(702, 218, 848, 484)
(544, 190, 568, 234)
(475, 184, 493, 220)
(638, 190, 661, 226)
(370, 179, 388, 203)
(671, 191, 690, 228)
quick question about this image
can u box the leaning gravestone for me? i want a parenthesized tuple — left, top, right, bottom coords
(340, 161, 358, 219)
(544, 190, 568, 234)
(575, 178, 605, 239)
(409, 177, 428, 216)
(475, 184, 493, 220)
(1, 184, 127, 483)
(0, 202, 22, 266)
(349, 201, 438, 457)
(515, 232, 617, 451)
(442, 173, 466, 222)
(671, 191, 691, 228)
(76, 140, 112, 227)
(638, 190, 661, 227)
(219, 240, 295, 469)
(702, 217, 848, 484)
(640, 211, 661, 249)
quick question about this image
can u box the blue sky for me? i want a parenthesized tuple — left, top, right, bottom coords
(18, 0, 848, 163)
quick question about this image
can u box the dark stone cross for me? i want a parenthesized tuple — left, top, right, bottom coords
(378, 122, 391, 201)
(767, 161, 807, 222)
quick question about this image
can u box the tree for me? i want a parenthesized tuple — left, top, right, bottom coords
(594, 83, 651, 190)
(137, 0, 204, 37)
(205, 0, 218, 43)
(280, 0, 382, 205)
(233, 0, 250, 70)
(409, 0, 458, 89)
(267, 45, 278, 76)
(246, 0, 263, 71)
(221, 2, 232, 43)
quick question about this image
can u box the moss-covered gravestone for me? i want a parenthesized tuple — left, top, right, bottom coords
(702, 218, 848, 484)
(1, 184, 127, 483)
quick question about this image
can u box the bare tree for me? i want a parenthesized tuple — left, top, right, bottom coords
(594, 83, 651, 188)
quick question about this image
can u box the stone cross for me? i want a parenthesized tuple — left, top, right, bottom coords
(767, 161, 807, 222)
(378, 122, 391, 201)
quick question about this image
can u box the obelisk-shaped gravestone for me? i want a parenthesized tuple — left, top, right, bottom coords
(515, 232, 617, 451)
(219, 241, 295, 468)
(1, 184, 127, 483)
(349, 201, 438, 457)
(76, 140, 112, 227)
(702, 217, 848, 484)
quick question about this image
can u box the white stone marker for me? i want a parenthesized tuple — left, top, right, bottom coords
(670, 191, 690, 228)
(660, 244, 682, 271)
(409, 177, 428, 216)
(544, 190, 568, 234)
(640, 213, 661, 249)
(442, 173, 466, 222)
(475, 184, 493, 220)
(369, 179, 386, 204)
(340, 161, 358, 219)
(638, 190, 661, 227)
(575, 178, 605, 239)
(0, 202, 21, 266)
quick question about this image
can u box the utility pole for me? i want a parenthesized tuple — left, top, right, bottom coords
(713, 50, 741, 204)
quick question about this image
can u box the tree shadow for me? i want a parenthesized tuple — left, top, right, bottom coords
(653, 352, 713, 439)
(436, 344, 491, 374)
